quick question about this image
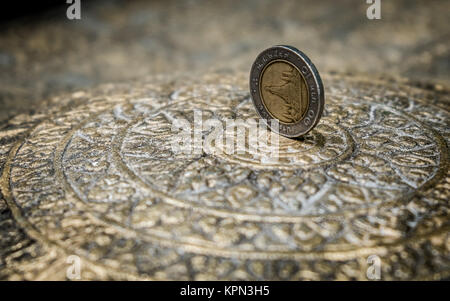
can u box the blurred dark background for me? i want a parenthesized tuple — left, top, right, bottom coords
(0, 1, 63, 23)
(0, 0, 449, 123)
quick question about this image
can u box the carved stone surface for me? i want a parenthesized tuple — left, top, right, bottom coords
(0, 0, 449, 280)
(1, 71, 449, 280)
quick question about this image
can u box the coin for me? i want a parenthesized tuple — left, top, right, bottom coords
(249, 45, 324, 138)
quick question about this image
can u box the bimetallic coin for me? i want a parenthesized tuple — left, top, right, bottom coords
(250, 45, 324, 137)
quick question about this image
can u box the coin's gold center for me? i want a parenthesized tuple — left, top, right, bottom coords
(260, 60, 309, 124)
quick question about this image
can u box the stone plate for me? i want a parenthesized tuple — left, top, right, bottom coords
(0, 71, 448, 280)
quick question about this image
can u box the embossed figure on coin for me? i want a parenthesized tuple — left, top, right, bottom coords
(261, 61, 308, 123)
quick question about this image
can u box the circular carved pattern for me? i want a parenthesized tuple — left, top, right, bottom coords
(1, 72, 449, 280)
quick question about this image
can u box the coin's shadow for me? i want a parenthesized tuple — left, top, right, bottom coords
(289, 135, 308, 142)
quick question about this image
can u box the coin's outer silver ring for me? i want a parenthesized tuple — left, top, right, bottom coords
(249, 45, 325, 138)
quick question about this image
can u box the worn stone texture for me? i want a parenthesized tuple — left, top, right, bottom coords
(0, 0, 449, 280)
